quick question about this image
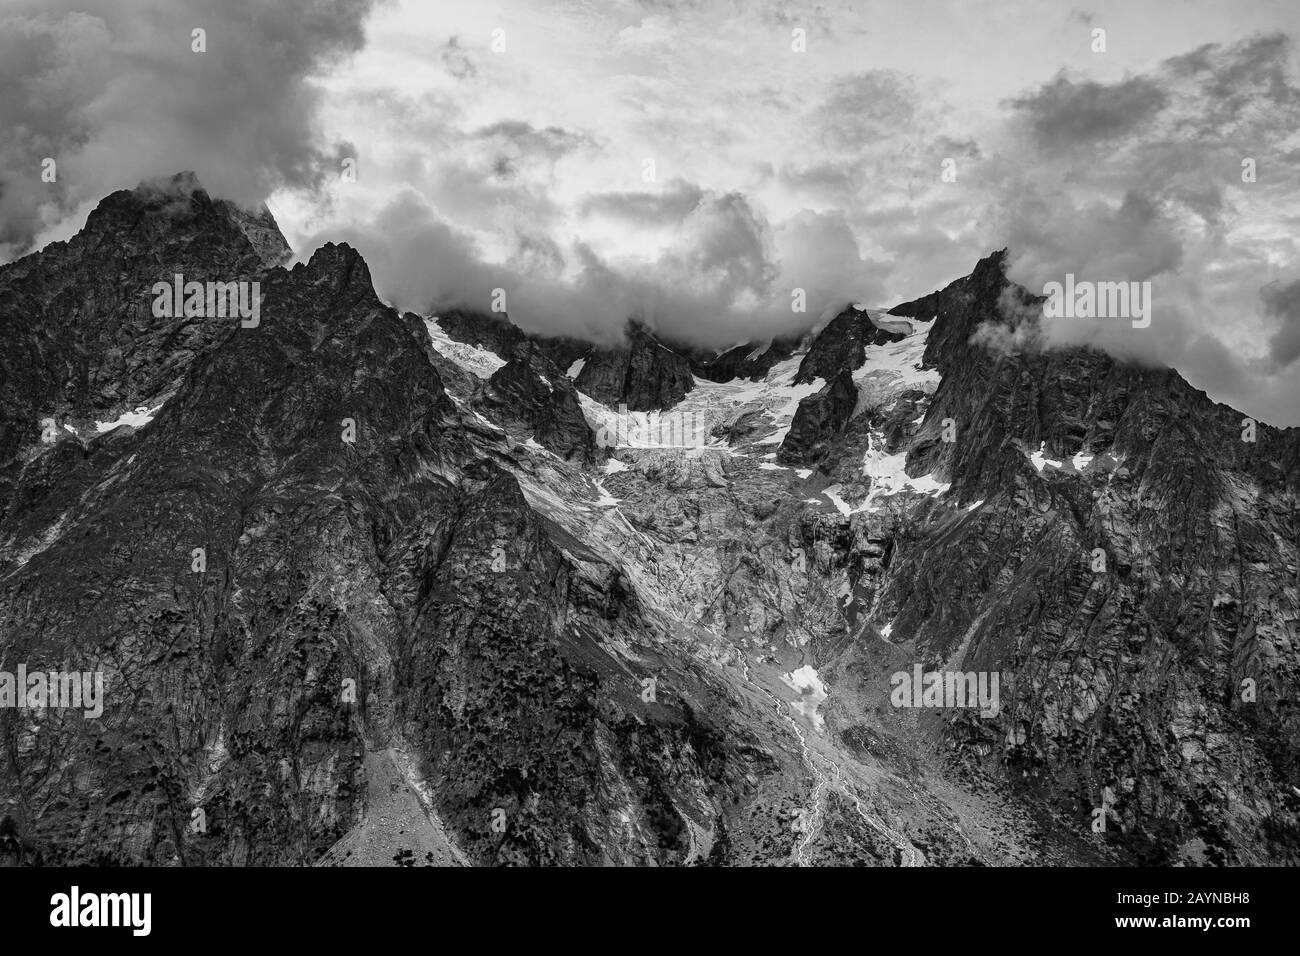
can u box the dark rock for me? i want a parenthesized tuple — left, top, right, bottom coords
(694, 337, 800, 383)
(0, 171, 290, 466)
(794, 306, 910, 385)
(573, 322, 694, 411)
(777, 370, 859, 466)
(478, 343, 598, 463)
(433, 308, 526, 357)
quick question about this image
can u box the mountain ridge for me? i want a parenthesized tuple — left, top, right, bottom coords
(2, 174, 1296, 866)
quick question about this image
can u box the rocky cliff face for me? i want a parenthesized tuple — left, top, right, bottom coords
(433, 311, 694, 412)
(794, 306, 910, 385)
(777, 370, 858, 467)
(0, 171, 289, 467)
(694, 337, 801, 383)
(432, 308, 527, 358)
(871, 250, 1300, 863)
(2, 177, 1296, 867)
(477, 343, 598, 464)
(0, 180, 801, 866)
(568, 323, 695, 411)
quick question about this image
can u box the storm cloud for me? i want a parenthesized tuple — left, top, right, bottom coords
(314, 187, 882, 350)
(0, 0, 374, 258)
(3, 0, 1299, 425)
(988, 33, 1300, 426)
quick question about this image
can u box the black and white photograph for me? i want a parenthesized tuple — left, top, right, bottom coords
(0, 0, 1295, 937)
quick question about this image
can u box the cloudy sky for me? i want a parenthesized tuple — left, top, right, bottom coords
(3, 0, 1299, 424)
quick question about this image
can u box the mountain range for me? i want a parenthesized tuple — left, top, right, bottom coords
(1, 172, 1296, 866)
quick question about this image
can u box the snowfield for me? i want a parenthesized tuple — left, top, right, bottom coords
(575, 353, 825, 452)
(850, 319, 941, 417)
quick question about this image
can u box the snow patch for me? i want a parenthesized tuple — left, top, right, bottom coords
(424, 316, 506, 379)
(858, 435, 950, 509)
(523, 437, 556, 457)
(782, 665, 828, 731)
(849, 319, 939, 419)
(592, 481, 621, 507)
(95, 404, 159, 434)
(577, 393, 721, 449)
(1028, 443, 1093, 475)
(1028, 442, 1060, 473)
(822, 485, 853, 515)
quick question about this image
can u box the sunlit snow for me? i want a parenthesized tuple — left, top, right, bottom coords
(95, 405, 159, 433)
(424, 316, 506, 379)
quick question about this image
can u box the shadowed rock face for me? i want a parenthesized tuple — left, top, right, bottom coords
(694, 337, 801, 383)
(0, 171, 290, 466)
(478, 343, 598, 464)
(0, 179, 790, 866)
(571, 322, 695, 411)
(431, 311, 693, 412)
(794, 306, 909, 386)
(0, 238, 467, 864)
(433, 308, 526, 358)
(777, 371, 858, 467)
(828, 251, 1300, 864)
(3, 176, 1298, 868)
(392, 464, 774, 865)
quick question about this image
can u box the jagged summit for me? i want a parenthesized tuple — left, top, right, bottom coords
(429, 309, 695, 411)
(85, 171, 293, 269)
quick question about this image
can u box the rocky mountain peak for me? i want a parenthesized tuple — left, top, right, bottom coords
(82, 171, 292, 270)
(291, 242, 378, 301)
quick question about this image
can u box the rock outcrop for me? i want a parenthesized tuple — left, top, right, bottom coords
(477, 343, 598, 463)
(777, 370, 858, 467)
(794, 306, 912, 385)
(694, 337, 801, 383)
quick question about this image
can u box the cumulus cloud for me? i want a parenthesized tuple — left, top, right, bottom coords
(305, 186, 884, 349)
(981, 33, 1300, 425)
(969, 287, 1048, 357)
(0, 0, 373, 259)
